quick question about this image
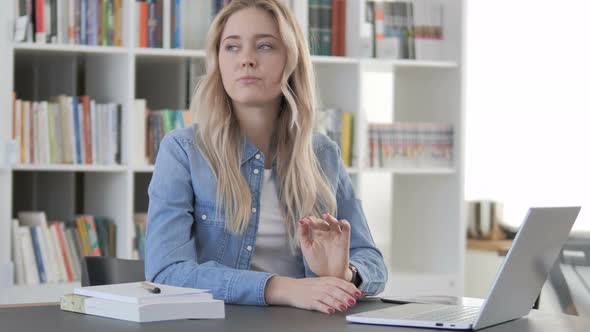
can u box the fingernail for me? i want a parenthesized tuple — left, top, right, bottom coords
(298, 219, 304, 224)
(339, 305, 347, 311)
(348, 299, 356, 306)
(328, 308, 335, 314)
(355, 291, 362, 298)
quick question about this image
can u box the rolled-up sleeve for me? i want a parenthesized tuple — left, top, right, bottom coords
(145, 133, 275, 305)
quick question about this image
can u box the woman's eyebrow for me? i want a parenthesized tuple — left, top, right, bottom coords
(222, 34, 278, 42)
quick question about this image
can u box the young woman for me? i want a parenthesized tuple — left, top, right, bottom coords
(145, 0, 387, 315)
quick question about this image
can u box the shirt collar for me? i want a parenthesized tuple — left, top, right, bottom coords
(240, 134, 278, 167)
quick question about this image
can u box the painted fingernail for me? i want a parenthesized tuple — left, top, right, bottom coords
(348, 299, 356, 305)
(355, 291, 362, 298)
(298, 219, 304, 224)
(328, 308, 335, 314)
(339, 305, 347, 311)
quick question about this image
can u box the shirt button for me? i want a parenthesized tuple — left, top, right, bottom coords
(201, 214, 207, 220)
(253, 169, 259, 174)
(255, 154, 261, 159)
(246, 245, 252, 252)
(252, 207, 257, 213)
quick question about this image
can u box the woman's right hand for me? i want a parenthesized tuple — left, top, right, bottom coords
(264, 276, 362, 314)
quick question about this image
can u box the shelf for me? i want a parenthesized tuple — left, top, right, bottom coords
(310, 55, 360, 65)
(361, 58, 458, 71)
(13, 43, 129, 55)
(361, 167, 456, 175)
(346, 167, 360, 174)
(0, 281, 80, 305)
(467, 239, 513, 255)
(11, 164, 128, 173)
(132, 165, 155, 173)
(133, 47, 206, 58)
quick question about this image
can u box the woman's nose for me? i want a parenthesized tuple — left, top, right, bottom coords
(241, 51, 257, 68)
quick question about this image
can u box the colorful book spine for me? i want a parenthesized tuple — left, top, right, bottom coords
(29, 226, 47, 283)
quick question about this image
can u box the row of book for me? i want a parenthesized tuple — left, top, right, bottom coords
(368, 122, 453, 168)
(314, 108, 354, 167)
(14, 0, 124, 46)
(366, 0, 444, 60)
(11, 211, 117, 285)
(308, 0, 347, 56)
(135, 0, 231, 49)
(133, 99, 192, 165)
(11, 93, 122, 165)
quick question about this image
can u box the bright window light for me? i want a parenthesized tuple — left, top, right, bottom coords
(465, 0, 590, 233)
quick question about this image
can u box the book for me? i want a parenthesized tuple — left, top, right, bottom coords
(74, 282, 214, 305)
(61, 292, 225, 322)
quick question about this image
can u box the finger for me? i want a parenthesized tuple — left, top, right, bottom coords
(329, 277, 363, 299)
(324, 284, 358, 309)
(319, 290, 350, 312)
(339, 219, 351, 234)
(310, 300, 335, 315)
(322, 212, 342, 233)
(302, 216, 331, 231)
(297, 220, 312, 247)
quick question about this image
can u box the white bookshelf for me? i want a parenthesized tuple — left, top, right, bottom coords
(0, 0, 465, 304)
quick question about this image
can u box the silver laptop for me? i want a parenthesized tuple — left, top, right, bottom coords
(347, 207, 581, 330)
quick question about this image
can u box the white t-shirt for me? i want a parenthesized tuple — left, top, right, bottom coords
(249, 169, 304, 277)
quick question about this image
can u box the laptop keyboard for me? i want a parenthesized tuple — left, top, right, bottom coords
(404, 306, 480, 324)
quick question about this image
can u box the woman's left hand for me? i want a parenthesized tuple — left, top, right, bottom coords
(298, 213, 352, 281)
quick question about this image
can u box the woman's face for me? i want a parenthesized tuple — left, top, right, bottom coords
(218, 7, 287, 108)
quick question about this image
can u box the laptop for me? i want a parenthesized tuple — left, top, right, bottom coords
(347, 207, 581, 330)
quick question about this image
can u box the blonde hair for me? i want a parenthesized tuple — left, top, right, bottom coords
(191, 0, 336, 249)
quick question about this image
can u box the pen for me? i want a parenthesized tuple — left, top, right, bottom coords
(140, 281, 161, 294)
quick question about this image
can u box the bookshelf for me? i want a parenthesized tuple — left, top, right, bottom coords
(0, 0, 465, 304)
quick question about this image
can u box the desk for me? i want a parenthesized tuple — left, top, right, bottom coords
(1, 299, 589, 332)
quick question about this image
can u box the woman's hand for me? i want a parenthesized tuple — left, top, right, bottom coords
(298, 213, 352, 281)
(265, 276, 362, 314)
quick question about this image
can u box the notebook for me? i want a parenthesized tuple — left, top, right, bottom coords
(62, 282, 225, 322)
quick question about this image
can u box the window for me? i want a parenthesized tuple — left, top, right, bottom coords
(465, 0, 590, 232)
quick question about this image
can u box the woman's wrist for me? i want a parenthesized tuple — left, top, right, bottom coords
(264, 275, 294, 306)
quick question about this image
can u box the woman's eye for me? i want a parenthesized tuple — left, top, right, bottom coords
(225, 45, 239, 52)
(258, 44, 273, 50)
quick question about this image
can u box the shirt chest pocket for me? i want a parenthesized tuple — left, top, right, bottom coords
(194, 201, 228, 262)
(194, 201, 225, 228)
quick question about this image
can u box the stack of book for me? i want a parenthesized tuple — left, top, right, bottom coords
(368, 122, 453, 168)
(61, 282, 225, 322)
(308, 0, 347, 56)
(10, 211, 117, 285)
(365, 0, 444, 60)
(13, 0, 124, 46)
(11, 93, 123, 166)
(315, 108, 354, 167)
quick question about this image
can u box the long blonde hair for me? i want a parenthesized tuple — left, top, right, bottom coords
(191, 0, 336, 248)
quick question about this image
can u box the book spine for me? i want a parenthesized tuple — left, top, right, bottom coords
(53, 223, 74, 281)
(20, 226, 40, 284)
(174, 0, 180, 48)
(29, 226, 47, 283)
(114, 0, 122, 46)
(139, 1, 148, 48)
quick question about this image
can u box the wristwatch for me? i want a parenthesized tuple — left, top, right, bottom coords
(349, 263, 361, 287)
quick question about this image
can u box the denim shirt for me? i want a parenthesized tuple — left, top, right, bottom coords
(145, 126, 388, 305)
